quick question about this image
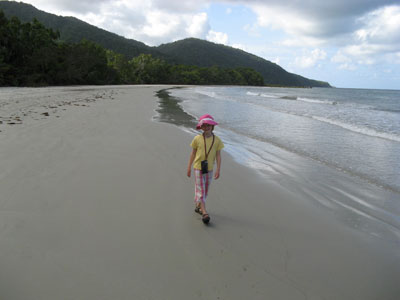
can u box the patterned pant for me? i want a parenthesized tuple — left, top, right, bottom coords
(194, 169, 213, 204)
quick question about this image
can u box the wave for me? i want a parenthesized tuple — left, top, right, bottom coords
(297, 97, 337, 105)
(281, 96, 337, 105)
(260, 93, 277, 99)
(312, 116, 400, 142)
(246, 91, 277, 99)
(246, 91, 337, 105)
(278, 95, 338, 105)
(229, 92, 399, 143)
(373, 108, 400, 114)
(195, 89, 218, 99)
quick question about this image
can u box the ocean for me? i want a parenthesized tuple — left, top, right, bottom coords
(156, 86, 400, 241)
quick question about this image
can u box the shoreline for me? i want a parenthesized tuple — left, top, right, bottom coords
(1, 85, 400, 299)
(156, 86, 400, 237)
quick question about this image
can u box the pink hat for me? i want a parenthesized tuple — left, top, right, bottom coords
(196, 114, 218, 130)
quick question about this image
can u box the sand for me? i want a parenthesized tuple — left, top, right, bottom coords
(1, 85, 399, 300)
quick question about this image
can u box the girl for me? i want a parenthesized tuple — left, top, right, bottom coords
(187, 114, 224, 224)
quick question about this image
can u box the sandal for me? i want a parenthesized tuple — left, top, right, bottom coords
(202, 213, 210, 224)
(194, 206, 202, 215)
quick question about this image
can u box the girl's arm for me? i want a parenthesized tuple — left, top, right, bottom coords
(214, 150, 222, 179)
(187, 148, 197, 177)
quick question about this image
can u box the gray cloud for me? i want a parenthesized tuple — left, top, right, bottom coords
(152, 0, 207, 13)
(33, 0, 115, 14)
(27, 0, 399, 42)
(225, 0, 399, 40)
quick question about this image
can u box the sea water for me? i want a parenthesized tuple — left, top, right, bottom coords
(156, 86, 400, 240)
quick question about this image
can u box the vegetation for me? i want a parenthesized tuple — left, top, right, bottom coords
(0, 11, 264, 86)
(0, 1, 331, 87)
(157, 38, 330, 87)
(0, 12, 118, 86)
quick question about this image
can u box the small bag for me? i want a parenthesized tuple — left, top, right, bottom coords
(201, 134, 215, 174)
(201, 160, 208, 174)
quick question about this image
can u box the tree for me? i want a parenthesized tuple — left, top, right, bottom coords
(236, 67, 264, 86)
(62, 39, 118, 85)
(130, 54, 170, 84)
(106, 50, 132, 83)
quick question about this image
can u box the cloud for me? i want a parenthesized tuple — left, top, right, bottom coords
(356, 5, 400, 41)
(152, 0, 207, 13)
(294, 49, 327, 68)
(231, 43, 248, 51)
(338, 63, 357, 71)
(24, 0, 211, 46)
(280, 36, 324, 48)
(331, 51, 351, 64)
(327, 5, 400, 70)
(237, 0, 400, 71)
(187, 13, 210, 37)
(126, 11, 210, 45)
(28, 0, 114, 14)
(354, 5, 400, 53)
(247, 1, 399, 41)
(331, 52, 357, 70)
(94, 5, 210, 46)
(206, 30, 229, 44)
(272, 57, 280, 65)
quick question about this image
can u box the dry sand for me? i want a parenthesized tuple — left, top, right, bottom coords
(1, 85, 399, 300)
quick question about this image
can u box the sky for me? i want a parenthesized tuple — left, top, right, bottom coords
(18, 0, 400, 89)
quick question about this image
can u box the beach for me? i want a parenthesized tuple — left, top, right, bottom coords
(1, 85, 399, 300)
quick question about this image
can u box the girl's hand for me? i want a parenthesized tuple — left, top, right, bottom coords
(214, 170, 220, 179)
(187, 149, 196, 178)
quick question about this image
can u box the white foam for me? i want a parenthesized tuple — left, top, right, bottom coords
(195, 89, 217, 99)
(260, 93, 277, 98)
(246, 91, 280, 99)
(298, 97, 337, 105)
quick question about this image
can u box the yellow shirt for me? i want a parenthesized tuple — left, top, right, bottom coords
(191, 134, 224, 171)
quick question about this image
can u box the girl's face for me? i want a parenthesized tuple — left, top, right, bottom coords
(201, 123, 213, 133)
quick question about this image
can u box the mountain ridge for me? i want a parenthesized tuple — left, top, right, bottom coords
(0, 1, 331, 87)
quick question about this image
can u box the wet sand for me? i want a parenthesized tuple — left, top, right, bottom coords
(1, 85, 399, 300)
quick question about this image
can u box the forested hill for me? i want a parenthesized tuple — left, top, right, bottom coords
(0, 1, 331, 87)
(157, 38, 330, 87)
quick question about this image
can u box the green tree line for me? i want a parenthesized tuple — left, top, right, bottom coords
(0, 11, 264, 87)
